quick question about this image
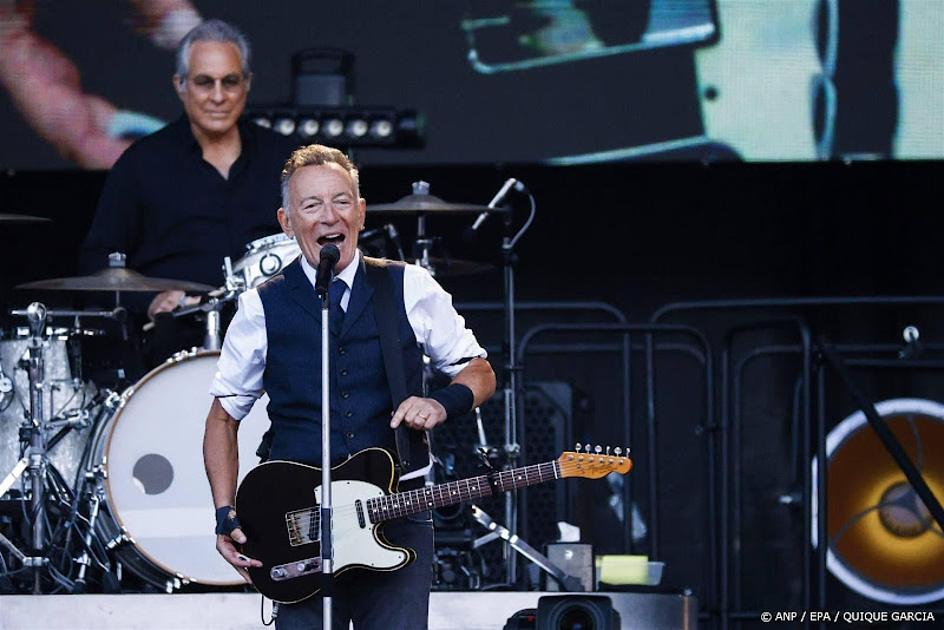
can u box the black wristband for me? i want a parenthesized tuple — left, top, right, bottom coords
(215, 505, 241, 536)
(429, 383, 474, 419)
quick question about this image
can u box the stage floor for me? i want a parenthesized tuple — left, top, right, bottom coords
(0, 591, 697, 629)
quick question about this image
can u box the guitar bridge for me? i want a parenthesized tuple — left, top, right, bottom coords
(270, 556, 322, 581)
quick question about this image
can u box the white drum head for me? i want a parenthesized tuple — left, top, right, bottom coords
(104, 351, 269, 585)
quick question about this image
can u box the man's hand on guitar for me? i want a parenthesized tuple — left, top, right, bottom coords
(390, 396, 447, 430)
(214, 505, 261, 583)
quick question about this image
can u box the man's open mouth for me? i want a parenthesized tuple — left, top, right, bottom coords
(317, 234, 345, 245)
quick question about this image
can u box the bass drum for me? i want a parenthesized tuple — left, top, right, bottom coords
(88, 350, 269, 590)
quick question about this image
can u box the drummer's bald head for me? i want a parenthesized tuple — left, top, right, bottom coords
(280, 145, 361, 213)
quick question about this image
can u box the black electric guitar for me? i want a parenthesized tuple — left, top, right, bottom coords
(235, 445, 632, 603)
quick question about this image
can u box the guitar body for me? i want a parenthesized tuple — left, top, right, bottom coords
(235, 448, 413, 603)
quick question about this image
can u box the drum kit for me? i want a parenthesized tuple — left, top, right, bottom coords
(0, 182, 522, 594)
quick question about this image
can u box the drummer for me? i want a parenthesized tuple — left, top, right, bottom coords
(79, 19, 296, 362)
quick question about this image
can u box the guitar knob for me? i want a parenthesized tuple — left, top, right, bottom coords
(271, 567, 286, 579)
(296, 562, 306, 572)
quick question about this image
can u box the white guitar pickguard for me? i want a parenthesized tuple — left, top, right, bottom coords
(314, 480, 409, 573)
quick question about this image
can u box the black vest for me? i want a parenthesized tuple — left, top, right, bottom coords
(257, 256, 427, 472)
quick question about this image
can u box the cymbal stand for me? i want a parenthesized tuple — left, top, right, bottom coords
(410, 181, 437, 276)
(0, 303, 53, 593)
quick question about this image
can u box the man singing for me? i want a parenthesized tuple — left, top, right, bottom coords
(204, 145, 496, 629)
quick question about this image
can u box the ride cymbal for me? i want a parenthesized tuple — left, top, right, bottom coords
(17, 268, 215, 293)
(369, 194, 500, 215)
(0, 213, 51, 223)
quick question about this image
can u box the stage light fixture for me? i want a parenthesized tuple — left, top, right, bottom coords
(369, 119, 393, 139)
(323, 118, 345, 138)
(273, 118, 296, 136)
(346, 119, 369, 138)
(298, 118, 320, 138)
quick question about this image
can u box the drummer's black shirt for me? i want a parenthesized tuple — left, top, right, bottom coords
(80, 116, 296, 290)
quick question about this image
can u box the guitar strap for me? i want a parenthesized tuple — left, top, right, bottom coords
(365, 259, 412, 472)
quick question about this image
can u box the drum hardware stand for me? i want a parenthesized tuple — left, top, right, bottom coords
(410, 181, 438, 276)
(0, 302, 54, 593)
(469, 505, 585, 592)
(70, 460, 107, 593)
(169, 288, 237, 351)
(2, 304, 121, 593)
(68, 390, 121, 593)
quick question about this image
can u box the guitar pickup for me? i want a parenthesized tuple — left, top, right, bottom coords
(270, 556, 322, 581)
(355, 499, 366, 529)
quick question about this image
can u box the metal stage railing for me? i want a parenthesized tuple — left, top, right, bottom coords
(652, 296, 944, 630)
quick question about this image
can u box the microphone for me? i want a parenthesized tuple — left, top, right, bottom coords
(464, 178, 526, 241)
(315, 244, 341, 299)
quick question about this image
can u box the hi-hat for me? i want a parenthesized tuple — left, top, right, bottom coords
(369, 193, 501, 215)
(17, 268, 215, 293)
(0, 213, 51, 223)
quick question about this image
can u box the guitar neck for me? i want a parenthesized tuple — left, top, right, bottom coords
(366, 460, 561, 524)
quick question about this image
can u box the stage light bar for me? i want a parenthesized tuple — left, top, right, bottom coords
(244, 106, 424, 148)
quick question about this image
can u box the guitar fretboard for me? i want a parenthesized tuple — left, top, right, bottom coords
(365, 460, 560, 523)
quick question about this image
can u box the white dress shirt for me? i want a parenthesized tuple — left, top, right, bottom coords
(211, 249, 486, 423)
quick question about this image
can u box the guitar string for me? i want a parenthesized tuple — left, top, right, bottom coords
(285, 458, 622, 542)
(286, 458, 621, 527)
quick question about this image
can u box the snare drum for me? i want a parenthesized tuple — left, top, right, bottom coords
(88, 350, 269, 590)
(228, 233, 300, 291)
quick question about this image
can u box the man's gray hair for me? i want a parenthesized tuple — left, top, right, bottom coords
(281, 145, 361, 213)
(175, 19, 251, 78)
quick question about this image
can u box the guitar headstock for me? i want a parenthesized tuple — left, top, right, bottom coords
(557, 443, 633, 479)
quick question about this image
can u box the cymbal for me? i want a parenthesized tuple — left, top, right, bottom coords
(369, 194, 502, 215)
(17, 268, 216, 293)
(411, 257, 495, 277)
(0, 213, 51, 223)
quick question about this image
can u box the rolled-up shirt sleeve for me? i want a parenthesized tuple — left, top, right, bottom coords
(403, 264, 486, 377)
(210, 289, 267, 420)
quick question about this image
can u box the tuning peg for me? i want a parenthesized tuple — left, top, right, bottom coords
(605, 446, 611, 455)
(575, 442, 582, 452)
(614, 447, 622, 456)
(584, 444, 592, 453)
(594, 445, 602, 454)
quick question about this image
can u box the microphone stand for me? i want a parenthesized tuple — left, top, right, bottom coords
(317, 268, 335, 627)
(501, 208, 521, 585)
